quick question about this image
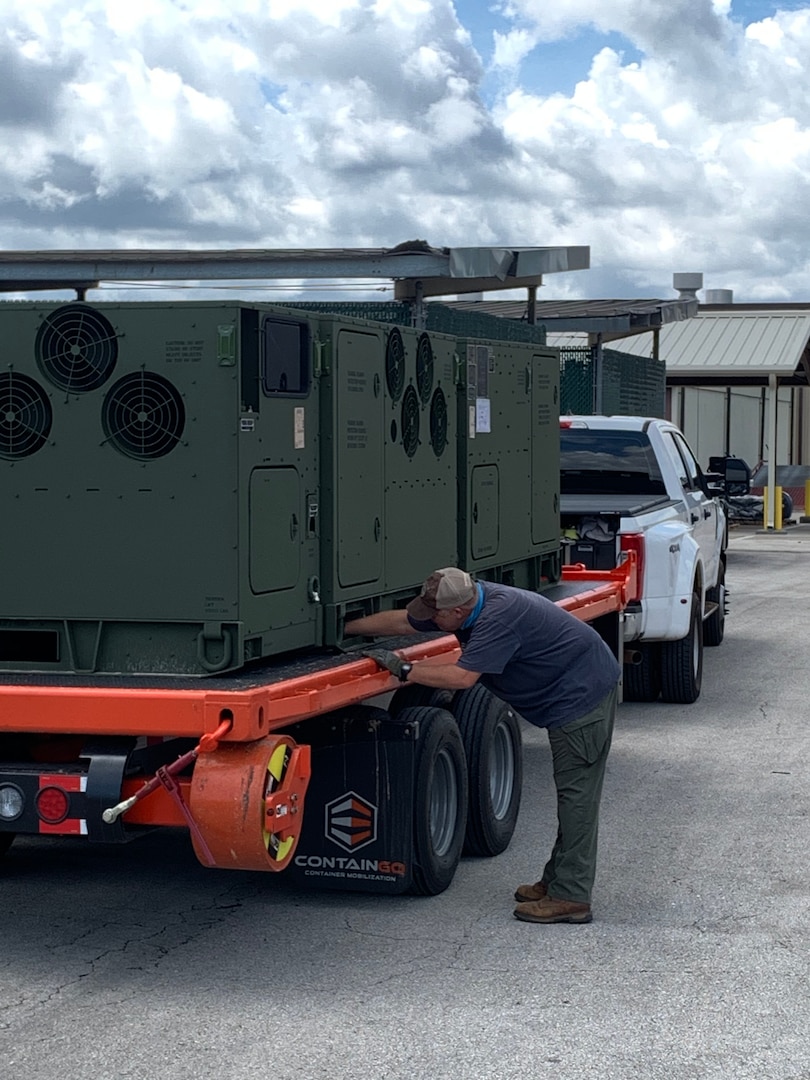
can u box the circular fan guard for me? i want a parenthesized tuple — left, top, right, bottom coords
(416, 334, 434, 404)
(429, 387, 448, 457)
(400, 385, 420, 459)
(0, 372, 52, 459)
(102, 371, 185, 460)
(36, 303, 119, 393)
(385, 327, 406, 402)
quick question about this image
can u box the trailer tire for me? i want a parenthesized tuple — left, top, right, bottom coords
(704, 560, 726, 647)
(399, 706, 467, 896)
(449, 685, 523, 857)
(660, 595, 703, 704)
(623, 643, 661, 702)
(0, 833, 14, 857)
(390, 684, 452, 715)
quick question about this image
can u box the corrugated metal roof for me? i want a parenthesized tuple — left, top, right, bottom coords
(607, 310, 810, 381)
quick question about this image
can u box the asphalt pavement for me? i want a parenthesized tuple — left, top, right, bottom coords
(2, 524, 810, 1080)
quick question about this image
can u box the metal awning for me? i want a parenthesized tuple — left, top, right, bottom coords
(0, 243, 590, 296)
(606, 308, 810, 386)
(442, 297, 698, 337)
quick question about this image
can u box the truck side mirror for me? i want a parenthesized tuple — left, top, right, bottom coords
(705, 455, 751, 497)
(723, 457, 751, 496)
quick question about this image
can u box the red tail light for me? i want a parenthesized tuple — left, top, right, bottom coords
(36, 785, 70, 824)
(620, 533, 644, 602)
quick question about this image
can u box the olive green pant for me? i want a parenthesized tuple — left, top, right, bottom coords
(541, 684, 617, 904)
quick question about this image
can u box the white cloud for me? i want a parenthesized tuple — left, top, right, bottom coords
(492, 28, 537, 69)
(2, 0, 810, 303)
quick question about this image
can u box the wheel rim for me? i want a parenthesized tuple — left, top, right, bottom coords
(430, 747, 460, 856)
(489, 719, 515, 820)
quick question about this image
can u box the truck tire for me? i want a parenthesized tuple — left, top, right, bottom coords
(704, 560, 726, 647)
(0, 833, 14, 857)
(782, 491, 794, 520)
(623, 643, 661, 702)
(660, 595, 703, 704)
(450, 685, 523, 857)
(398, 706, 468, 896)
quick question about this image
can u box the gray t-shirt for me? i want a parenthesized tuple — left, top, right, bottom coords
(409, 581, 620, 729)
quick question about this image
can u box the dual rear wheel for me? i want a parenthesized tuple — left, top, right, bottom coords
(623, 593, 704, 705)
(392, 684, 523, 894)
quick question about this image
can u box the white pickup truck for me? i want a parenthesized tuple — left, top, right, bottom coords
(559, 416, 750, 705)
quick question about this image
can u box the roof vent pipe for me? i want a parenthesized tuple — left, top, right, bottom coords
(703, 289, 733, 304)
(673, 272, 703, 301)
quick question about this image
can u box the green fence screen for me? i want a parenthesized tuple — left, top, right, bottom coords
(560, 347, 666, 418)
(283, 301, 548, 345)
(283, 303, 664, 416)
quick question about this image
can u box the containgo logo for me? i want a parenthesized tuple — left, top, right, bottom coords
(293, 789, 406, 880)
(325, 791, 376, 853)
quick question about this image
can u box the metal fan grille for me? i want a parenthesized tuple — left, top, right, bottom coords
(36, 303, 118, 393)
(401, 385, 420, 458)
(416, 333, 434, 404)
(0, 372, 52, 459)
(430, 387, 448, 457)
(102, 372, 185, 460)
(385, 327, 406, 402)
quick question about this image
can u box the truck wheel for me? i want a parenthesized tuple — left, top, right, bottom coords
(660, 595, 703, 704)
(0, 833, 14, 857)
(398, 706, 468, 896)
(450, 685, 523, 857)
(704, 560, 726, 647)
(623, 643, 661, 702)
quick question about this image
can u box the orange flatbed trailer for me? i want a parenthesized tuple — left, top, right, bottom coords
(0, 559, 635, 884)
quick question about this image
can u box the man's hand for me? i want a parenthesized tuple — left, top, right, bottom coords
(363, 648, 408, 680)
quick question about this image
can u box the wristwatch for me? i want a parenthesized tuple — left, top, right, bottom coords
(399, 662, 413, 683)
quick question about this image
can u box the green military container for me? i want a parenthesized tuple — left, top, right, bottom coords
(0, 300, 325, 675)
(0, 299, 559, 677)
(456, 339, 561, 589)
(314, 317, 459, 643)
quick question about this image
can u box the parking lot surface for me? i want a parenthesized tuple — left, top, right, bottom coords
(2, 523, 810, 1079)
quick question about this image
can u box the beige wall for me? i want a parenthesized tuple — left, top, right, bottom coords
(668, 385, 806, 470)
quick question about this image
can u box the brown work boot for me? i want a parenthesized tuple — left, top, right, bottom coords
(514, 880, 548, 903)
(513, 896, 593, 924)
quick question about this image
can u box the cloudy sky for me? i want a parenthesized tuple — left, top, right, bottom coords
(3, 0, 810, 302)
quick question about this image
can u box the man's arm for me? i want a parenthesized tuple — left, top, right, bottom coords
(407, 660, 480, 691)
(344, 609, 415, 637)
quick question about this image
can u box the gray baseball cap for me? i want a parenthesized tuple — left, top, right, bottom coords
(406, 567, 477, 620)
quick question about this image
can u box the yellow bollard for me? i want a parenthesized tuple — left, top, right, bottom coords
(763, 486, 784, 530)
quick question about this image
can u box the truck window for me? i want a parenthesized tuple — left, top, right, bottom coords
(261, 318, 309, 396)
(672, 433, 703, 489)
(560, 429, 667, 495)
(661, 432, 702, 492)
(659, 433, 691, 490)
